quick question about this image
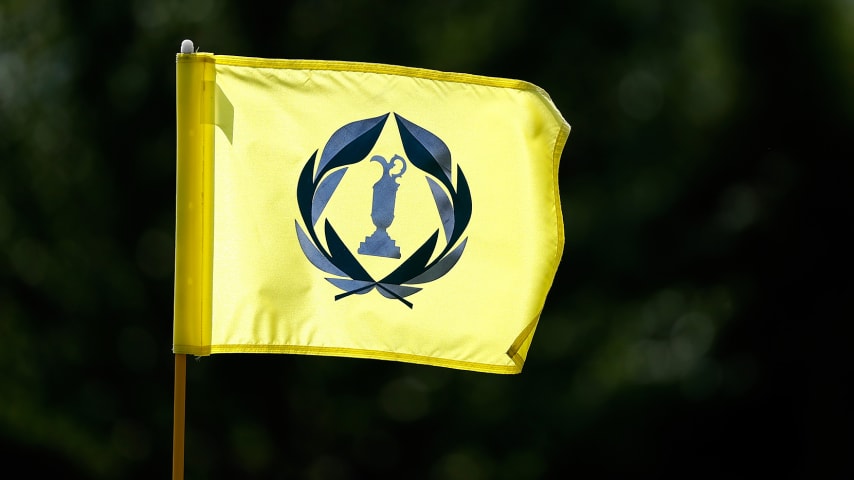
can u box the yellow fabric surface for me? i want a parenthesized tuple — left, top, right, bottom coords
(174, 53, 569, 374)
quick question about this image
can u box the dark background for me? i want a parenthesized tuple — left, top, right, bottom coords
(1, 0, 852, 478)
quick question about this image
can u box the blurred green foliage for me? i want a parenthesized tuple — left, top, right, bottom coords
(1, 0, 852, 478)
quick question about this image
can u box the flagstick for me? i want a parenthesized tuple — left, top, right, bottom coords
(173, 353, 187, 480)
(173, 39, 196, 480)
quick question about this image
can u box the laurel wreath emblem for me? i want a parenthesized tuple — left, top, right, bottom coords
(295, 113, 472, 308)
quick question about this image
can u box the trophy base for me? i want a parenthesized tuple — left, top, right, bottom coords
(358, 230, 401, 258)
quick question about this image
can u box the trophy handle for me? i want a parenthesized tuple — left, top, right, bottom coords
(371, 154, 407, 181)
(388, 154, 407, 180)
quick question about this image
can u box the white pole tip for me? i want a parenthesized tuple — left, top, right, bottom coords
(180, 39, 194, 54)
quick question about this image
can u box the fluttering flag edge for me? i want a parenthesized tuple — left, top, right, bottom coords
(174, 343, 525, 374)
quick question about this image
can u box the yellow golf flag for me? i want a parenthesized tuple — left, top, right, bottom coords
(173, 52, 569, 374)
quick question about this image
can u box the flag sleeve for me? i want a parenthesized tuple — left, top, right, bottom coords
(173, 53, 216, 355)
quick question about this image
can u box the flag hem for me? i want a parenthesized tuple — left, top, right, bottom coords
(174, 344, 522, 374)
(193, 53, 560, 103)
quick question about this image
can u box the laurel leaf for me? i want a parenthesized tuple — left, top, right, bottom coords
(408, 238, 467, 284)
(395, 113, 454, 193)
(380, 230, 439, 285)
(324, 220, 373, 281)
(426, 177, 454, 243)
(295, 221, 344, 276)
(296, 150, 319, 232)
(448, 166, 472, 246)
(316, 114, 389, 181)
(312, 167, 348, 225)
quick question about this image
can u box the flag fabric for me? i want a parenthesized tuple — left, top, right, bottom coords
(173, 52, 570, 374)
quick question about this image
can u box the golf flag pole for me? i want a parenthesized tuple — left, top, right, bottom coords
(172, 353, 186, 480)
(172, 38, 197, 480)
(170, 38, 568, 473)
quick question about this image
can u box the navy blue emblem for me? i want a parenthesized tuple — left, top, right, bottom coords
(295, 113, 472, 308)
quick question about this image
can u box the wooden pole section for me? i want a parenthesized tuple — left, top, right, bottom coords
(172, 353, 187, 480)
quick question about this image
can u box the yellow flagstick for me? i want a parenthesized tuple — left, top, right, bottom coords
(172, 353, 187, 480)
